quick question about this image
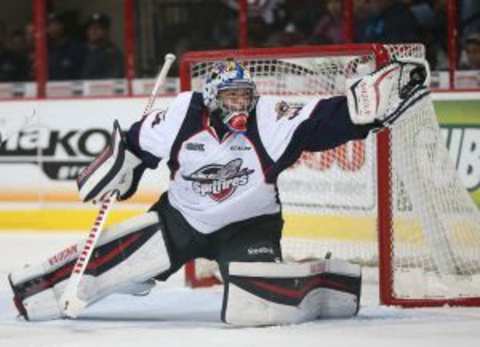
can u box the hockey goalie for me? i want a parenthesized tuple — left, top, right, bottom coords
(8, 57, 430, 326)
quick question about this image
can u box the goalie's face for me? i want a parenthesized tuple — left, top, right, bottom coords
(218, 88, 253, 113)
(217, 88, 253, 133)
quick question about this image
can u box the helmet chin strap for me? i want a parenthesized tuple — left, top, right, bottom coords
(223, 111, 248, 133)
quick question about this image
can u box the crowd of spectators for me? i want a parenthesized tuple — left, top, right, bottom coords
(241, 0, 451, 70)
(159, 0, 480, 73)
(460, 33, 480, 69)
(229, 0, 479, 71)
(0, 11, 124, 82)
(0, 21, 30, 81)
(1, 0, 480, 83)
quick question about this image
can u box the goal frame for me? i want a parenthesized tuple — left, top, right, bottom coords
(178, 44, 480, 308)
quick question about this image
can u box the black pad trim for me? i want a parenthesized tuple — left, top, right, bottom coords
(228, 272, 361, 307)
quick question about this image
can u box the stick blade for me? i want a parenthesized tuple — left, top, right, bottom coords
(61, 294, 87, 319)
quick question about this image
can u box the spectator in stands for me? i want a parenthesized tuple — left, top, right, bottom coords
(9, 29, 27, 56)
(277, 0, 321, 38)
(357, 0, 421, 44)
(353, 0, 372, 41)
(47, 12, 85, 80)
(309, 0, 346, 44)
(408, 0, 448, 70)
(81, 13, 124, 79)
(266, 22, 307, 47)
(248, 16, 272, 48)
(7, 29, 30, 80)
(23, 22, 35, 80)
(460, 33, 480, 69)
(0, 21, 28, 82)
(460, 0, 480, 38)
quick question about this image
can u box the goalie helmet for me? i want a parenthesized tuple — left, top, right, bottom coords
(203, 60, 257, 132)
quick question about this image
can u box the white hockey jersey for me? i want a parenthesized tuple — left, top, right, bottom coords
(127, 91, 372, 234)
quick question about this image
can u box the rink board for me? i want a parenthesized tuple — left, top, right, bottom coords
(0, 93, 479, 238)
(0, 208, 375, 234)
(0, 207, 391, 243)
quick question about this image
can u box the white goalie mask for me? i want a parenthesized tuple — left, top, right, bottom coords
(203, 60, 257, 132)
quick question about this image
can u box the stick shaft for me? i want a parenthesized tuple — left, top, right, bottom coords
(61, 53, 176, 318)
(142, 54, 176, 116)
(61, 195, 115, 317)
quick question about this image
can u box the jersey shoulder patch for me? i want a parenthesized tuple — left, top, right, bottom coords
(255, 96, 319, 161)
(273, 100, 304, 121)
(139, 92, 195, 159)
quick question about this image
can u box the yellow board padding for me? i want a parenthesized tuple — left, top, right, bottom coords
(283, 214, 377, 241)
(0, 191, 156, 204)
(7, 209, 475, 247)
(0, 209, 141, 232)
(285, 215, 478, 246)
(1, 209, 378, 241)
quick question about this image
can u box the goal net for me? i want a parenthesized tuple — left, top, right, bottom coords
(179, 44, 480, 307)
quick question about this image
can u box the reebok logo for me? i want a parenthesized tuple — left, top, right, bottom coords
(247, 247, 274, 255)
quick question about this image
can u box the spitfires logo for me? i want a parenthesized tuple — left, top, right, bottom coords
(275, 101, 303, 120)
(182, 158, 254, 202)
(151, 110, 167, 128)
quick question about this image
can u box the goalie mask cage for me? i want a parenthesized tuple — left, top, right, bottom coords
(179, 44, 480, 307)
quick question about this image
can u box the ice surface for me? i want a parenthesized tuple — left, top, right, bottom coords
(1, 232, 480, 347)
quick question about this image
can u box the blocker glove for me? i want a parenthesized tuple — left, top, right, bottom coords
(77, 120, 145, 203)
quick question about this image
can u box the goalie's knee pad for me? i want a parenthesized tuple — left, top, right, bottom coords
(8, 212, 171, 321)
(222, 258, 361, 326)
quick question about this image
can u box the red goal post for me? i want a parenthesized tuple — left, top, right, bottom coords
(179, 44, 480, 307)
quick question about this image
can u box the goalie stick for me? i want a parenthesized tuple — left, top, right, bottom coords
(60, 53, 176, 319)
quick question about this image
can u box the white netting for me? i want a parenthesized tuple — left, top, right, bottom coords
(183, 45, 480, 303)
(390, 98, 480, 298)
